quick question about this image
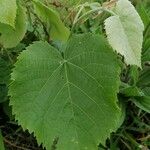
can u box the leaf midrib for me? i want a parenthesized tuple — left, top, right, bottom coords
(64, 62, 80, 149)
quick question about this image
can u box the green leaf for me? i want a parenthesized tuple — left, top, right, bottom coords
(136, 2, 150, 27)
(142, 38, 150, 62)
(120, 85, 144, 97)
(128, 65, 139, 86)
(137, 66, 150, 88)
(133, 66, 150, 113)
(33, 0, 70, 41)
(0, 0, 17, 28)
(104, 0, 144, 67)
(9, 34, 121, 150)
(0, 3, 27, 48)
(0, 130, 5, 150)
(142, 87, 150, 97)
(133, 96, 150, 113)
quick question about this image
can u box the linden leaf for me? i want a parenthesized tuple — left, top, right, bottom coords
(105, 0, 144, 67)
(9, 34, 121, 150)
(0, 3, 27, 48)
(33, 0, 70, 41)
(0, 0, 17, 28)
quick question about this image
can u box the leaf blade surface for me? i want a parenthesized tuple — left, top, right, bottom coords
(9, 34, 121, 150)
(105, 0, 144, 67)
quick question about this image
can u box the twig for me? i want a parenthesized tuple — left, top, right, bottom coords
(4, 138, 30, 150)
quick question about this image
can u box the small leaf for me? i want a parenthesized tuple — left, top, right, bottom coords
(133, 96, 150, 113)
(134, 66, 150, 112)
(0, 0, 17, 28)
(105, 0, 144, 67)
(33, 0, 70, 41)
(0, 3, 27, 48)
(9, 34, 121, 150)
(136, 2, 150, 27)
(120, 85, 144, 97)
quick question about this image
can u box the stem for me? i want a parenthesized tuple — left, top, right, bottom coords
(124, 132, 142, 148)
(71, 7, 116, 31)
(72, 5, 85, 29)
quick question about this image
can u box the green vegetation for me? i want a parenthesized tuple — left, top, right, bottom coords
(0, 0, 149, 149)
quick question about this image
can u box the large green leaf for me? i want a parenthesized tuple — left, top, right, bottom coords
(33, 0, 70, 42)
(0, 3, 27, 48)
(104, 0, 144, 67)
(0, 0, 17, 28)
(9, 34, 121, 150)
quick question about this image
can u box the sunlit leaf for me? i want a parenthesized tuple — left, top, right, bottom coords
(105, 0, 144, 67)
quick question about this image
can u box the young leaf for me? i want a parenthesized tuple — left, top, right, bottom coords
(33, 0, 70, 41)
(0, 0, 17, 28)
(9, 34, 121, 150)
(0, 3, 27, 48)
(133, 96, 150, 113)
(120, 86, 144, 97)
(104, 0, 144, 67)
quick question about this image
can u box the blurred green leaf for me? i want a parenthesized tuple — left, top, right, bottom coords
(128, 65, 139, 86)
(137, 66, 150, 88)
(33, 0, 70, 42)
(0, 0, 17, 28)
(133, 96, 150, 113)
(131, 65, 150, 113)
(136, 2, 150, 27)
(120, 83, 144, 97)
(0, 3, 27, 48)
